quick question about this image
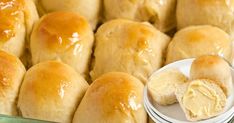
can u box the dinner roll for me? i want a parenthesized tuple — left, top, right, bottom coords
(190, 55, 233, 96)
(0, 50, 26, 116)
(30, 12, 94, 78)
(166, 25, 232, 64)
(148, 69, 188, 105)
(18, 61, 89, 123)
(35, 0, 101, 29)
(177, 0, 234, 39)
(90, 19, 170, 83)
(104, 0, 176, 32)
(73, 72, 147, 123)
(175, 79, 226, 121)
(0, 0, 38, 57)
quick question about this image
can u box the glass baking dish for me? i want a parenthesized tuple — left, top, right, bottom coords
(0, 114, 233, 123)
(0, 114, 55, 123)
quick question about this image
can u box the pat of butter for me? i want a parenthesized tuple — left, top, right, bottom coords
(182, 80, 226, 118)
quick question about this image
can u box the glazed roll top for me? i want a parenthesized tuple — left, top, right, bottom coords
(30, 11, 94, 78)
(166, 25, 232, 64)
(177, 0, 234, 39)
(104, 0, 176, 32)
(190, 55, 233, 96)
(73, 72, 147, 123)
(0, 0, 38, 57)
(90, 19, 170, 83)
(35, 0, 101, 29)
(17, 61, 89, 123)
(0, 50, 26, 116)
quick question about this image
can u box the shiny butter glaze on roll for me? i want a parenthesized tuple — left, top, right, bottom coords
(0, 0, 38, 57)
(30, 11, 94, 78)
(104, 0, 177, 32)
(177, 0, 234, 39)
(90, 19, 170, 84)
(0, 0, 24, 42)
(0, 50, 26, 116)
(166, 25, 232, 64)
(17, 61, 89, 123)
(34, 0, 101, 29)
(73, 72, 147, 123)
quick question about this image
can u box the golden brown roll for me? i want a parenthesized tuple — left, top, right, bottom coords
(166, 25, 232, 64)
(90, 19, 170, 83)
(72, 72, 147, 123)
(104, 0, 176, 32)
(17, 61, 89, 123)
(35, 0, 101, 29)
(177, 0, 234, 39)
(190, 55, 233, 96)
(175, 79, 226, 121)
(0, 50, 26, 116)
(30, 12, 94, 78)
(0, 0, 38, 57)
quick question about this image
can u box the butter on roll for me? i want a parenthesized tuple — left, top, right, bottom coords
(176, 79, 226, 121)
(148, 68, 188, 105)
(190, 55, 233, 96)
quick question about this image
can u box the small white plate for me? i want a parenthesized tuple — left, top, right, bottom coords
(144, 103, 164, 123)
(144, 91, 169, 123)
(144, 58, 234, 123)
